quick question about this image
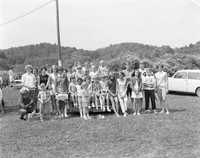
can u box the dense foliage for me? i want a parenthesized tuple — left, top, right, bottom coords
(0, 42, 200, 73)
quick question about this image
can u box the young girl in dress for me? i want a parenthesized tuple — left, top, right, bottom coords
(88, 79, 96, 108)
(80, 82, 91, 120)
(116, 72, 128, 117)
(38, 83, 51, 121)
(69, 76, 78, 107)
(99, 76, 111, 112)
(131, 70, 143, 115)
(76, 78, 83, 118)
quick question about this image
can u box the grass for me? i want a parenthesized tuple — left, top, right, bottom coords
(0, 87, 200, 158)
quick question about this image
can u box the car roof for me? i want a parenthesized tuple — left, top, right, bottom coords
(177, 69, 200, 73)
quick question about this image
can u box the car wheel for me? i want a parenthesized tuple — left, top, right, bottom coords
(196, 88, 200, 97)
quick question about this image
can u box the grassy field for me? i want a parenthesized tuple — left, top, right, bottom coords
(0, 87, 200, 158)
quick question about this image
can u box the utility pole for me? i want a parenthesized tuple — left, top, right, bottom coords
(55, 0, 62, 67)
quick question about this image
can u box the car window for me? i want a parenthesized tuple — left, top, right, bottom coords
(188, 72, 200, 80)
(174, 72, 187, 79)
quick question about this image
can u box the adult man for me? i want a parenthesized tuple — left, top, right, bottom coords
(155, 64, 169, 114)
(143, 68, 157, 113)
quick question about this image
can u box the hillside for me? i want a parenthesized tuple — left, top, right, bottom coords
(1, 42, 200, 72)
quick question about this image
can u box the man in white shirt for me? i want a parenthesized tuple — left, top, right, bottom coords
(143, 68, 157, 113)
(155, 64, 169, 114)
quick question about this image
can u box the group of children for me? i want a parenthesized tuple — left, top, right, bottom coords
(18, 60, 170, 121)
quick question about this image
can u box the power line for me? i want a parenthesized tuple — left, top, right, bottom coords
(0, 0, 55, 27)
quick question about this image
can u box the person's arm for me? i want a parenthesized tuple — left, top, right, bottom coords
(165, 72, 169, 91)
(46, 76, 51, 90)
(21, 74, 25, 87)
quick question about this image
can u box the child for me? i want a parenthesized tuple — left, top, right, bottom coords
(38, 83, 51, 121)
(76, 78, 83, 118)
(131, 70, 143, 115)
(19, 87, 34, 121)
(88, 80, 96, 108)
(94, 79, 101, 110)
(116, 72, 128, 117)
(0, 87, 5, 114)
(99, 76, 111, 112)
(69, 76, 78, 107)
(80, 82, 91, 120)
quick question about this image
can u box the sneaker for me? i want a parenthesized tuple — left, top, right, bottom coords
(160, 110, 165, 114)
(133, 112, 137, 116)
(123, 113, 128, 117)
(166, 111, 170, 115)
(87, 116, 92, 119)
(116, 114, 120, 117)
(107, 108, 111, 112)
(145, 109, 151, 113)
(137, 112, 141, 115)
(83, 116, 88, 120)
(153, 110, 158, 114)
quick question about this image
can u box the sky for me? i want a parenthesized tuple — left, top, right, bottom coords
(1, 0, 200, 50)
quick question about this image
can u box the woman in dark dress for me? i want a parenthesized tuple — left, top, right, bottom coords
(38, 67, 49, 87)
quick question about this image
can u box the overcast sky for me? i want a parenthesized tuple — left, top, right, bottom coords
(1, 0, 200, 50)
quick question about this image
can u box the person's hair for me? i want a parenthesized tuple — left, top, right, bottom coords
(131, 70, 136, 77)
(41, 66, 47, 72)
(120, 72, 125, 77)
(77, 78, 83, 84)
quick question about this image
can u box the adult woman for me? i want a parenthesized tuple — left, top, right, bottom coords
(116, 72, 128, 117)
(131, 70, 143, 115)
(38, 67, 49, 87)
(155, 64, 169, 114)
(46, 65, 57, 114)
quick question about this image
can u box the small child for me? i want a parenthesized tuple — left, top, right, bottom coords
(76, 78, 83, 118)
(99, 76, 111, 112)
(94, 80, 101, 110)
(69, 76, 78, 107)
(0, 87, 4, 114)
(88, 80, 96, 108)
(80, 82, 91, 120)
(38, 83, 51, 121)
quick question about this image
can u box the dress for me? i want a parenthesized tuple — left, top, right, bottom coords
(117, 79, 127, 98)
(155, 71, 168, 100)
(131, 80, 143, 99)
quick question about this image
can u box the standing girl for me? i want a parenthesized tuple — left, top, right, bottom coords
(76, 78, 83, 118)
(131, 70, 143, 115)
(116, 72, 128, 117)
(38, 83, 51, 121)
(46, 65, 57, 115)
(69, 76, 78, 107)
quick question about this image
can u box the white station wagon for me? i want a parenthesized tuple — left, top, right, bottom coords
(168, 70, 200, 96)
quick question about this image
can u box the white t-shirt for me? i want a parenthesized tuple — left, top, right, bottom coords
(22, 73, 36, 89)
(89, 71, 97, 79)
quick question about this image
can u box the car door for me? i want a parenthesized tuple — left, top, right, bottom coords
(169, 71, 188, 92)
(187, 72, 200, 93)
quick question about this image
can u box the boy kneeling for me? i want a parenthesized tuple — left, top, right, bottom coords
(19, 87, 34, 121)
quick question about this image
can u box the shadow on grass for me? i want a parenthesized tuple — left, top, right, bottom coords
(169, 91, 196, 97)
